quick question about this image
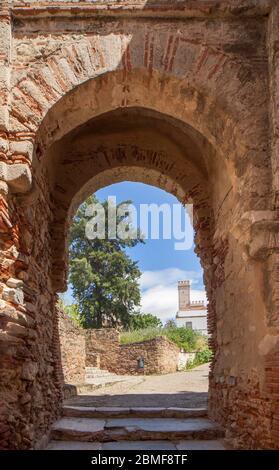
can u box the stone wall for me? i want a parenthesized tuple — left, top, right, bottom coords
(58, 317, 180, 381)
(119, 337, 180, 376)
(86, 328, 120, 373)
(58, 309, 86, 384)
(85, 328, 180, 375)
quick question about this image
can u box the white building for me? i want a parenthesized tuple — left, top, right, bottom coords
(175, 280, 208, 335)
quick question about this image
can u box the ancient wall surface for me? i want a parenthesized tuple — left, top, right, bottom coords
(119, 337, 180, 376)
(85, 328, 180, 376)
(86, 329, 120, 372)
(58, 309, 86, 385)
(0, 0, 279, 450)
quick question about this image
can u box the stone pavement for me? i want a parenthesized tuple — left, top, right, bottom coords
(66, 364, 209, 409)
(46, 365, 225, 450)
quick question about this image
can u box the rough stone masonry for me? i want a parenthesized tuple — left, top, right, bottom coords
(0, 0, 279, 450)
(58, 313, 180, 383)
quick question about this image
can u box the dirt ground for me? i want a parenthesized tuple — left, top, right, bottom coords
(66, 363, 209, 408)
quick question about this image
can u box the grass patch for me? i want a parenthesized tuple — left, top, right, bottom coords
(120, 327, 164, 345)
(120, 325, 209, 354)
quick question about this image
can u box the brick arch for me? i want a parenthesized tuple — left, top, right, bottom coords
(42, 103, 215, 292)
(11, 30, 270, 211)
(68, 166, 190, 221)
(1, 10, 277, 451)
(12, 29, 266, 148)
(9, 28, 268, 216)
(22, 59, 267, 216)
(24, 55, 271, 449)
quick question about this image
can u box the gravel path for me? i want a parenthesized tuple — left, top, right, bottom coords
(66, 363, 209, 408)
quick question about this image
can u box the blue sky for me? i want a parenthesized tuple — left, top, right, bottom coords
(64, 182, 206, 323)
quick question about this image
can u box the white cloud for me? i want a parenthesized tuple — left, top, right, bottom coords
(140, 268, 203, 291)
(139, 268, 206, 323)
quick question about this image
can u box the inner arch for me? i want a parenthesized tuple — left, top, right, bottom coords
(41, 106, 231, 293)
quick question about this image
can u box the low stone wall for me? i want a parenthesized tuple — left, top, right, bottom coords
(58, 317, 180, 379)
(85, 329, 180, 375)
(86, 328, 120, 373)
(119, 337, 180, 375)
(58, 310, 86, 384)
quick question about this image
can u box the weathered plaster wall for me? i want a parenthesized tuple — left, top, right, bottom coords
(0, 0, 278, 450)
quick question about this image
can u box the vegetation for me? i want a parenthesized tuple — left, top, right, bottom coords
(164, 319, 176, 329)
(164, 324, 203, 352)
(121, 326, 166, 345)
(129, 313, 162, 330)
(68, 195, 143, 328)
(59, 292, 211, 367)
(57, 298, 83, 327)
(64, 194, 211, 368)
(185, 348, 213, 369)
(121, 324, 209, 353)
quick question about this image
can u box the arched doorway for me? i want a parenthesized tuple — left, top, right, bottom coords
(0, 24, 276, 447)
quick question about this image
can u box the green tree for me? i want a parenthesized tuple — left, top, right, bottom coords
(65, 304, 83, 328)
(129, 313, 162, 330)
(164, 319, 176, 329)
(57, 297, 83, 327)
(68, 195, 143, 328)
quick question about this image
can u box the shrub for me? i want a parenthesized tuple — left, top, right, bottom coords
(120, 324, 209, 355)
(186, 348, 213, 370)
(163, 326, 200, 352)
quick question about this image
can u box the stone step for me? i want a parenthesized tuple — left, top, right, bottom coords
(76, 377, 139, 394)
(85, 374, 117, 380)
(85, 374, 115, 379)
(51, 417, 224, 442)
(85, 370, 115, 377)
(84, 376, 137, 386)
(85, 367, 112, 373)
(85, 370, 113, 374)
(85, 373, 114, 378)
(47, 439, 226, 450)
(63, 405, 208, 419)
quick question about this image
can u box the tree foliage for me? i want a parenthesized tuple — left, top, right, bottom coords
(129, 312, 162, 330)
(68, 195, 143, 328)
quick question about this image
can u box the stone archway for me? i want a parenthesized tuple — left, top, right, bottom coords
(0, 1, 279, 450)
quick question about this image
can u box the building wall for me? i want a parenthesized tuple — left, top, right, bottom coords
(178, 352, 196, 370)
(176, 315, 208, 334)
